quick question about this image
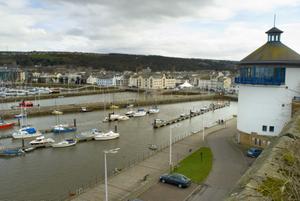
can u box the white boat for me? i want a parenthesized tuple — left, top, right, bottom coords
(125, 110, 135, 117)
(103, 114, 121, 122)
(52, 110, 63, 115)
(117, 115, 129, 121)
(148, 107, 160, 114)
(94, 130, 120, 141)
(52, 139, 77, 148)
(133, 109, 147, 117)
(30, 136, 55, 147)
(76, 130, 96, 141)
(12, 127, 42, 139)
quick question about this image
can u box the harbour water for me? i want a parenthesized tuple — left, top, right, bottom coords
(0, 100, 237, 201)
(0, 92, 145, 110)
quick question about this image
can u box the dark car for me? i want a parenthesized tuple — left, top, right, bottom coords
(159, 173, 191, 188)
(247, 147, 262, 158)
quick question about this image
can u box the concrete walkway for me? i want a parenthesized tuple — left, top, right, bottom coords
(71, 120, 232, 201)
(187, 119, 252, 201)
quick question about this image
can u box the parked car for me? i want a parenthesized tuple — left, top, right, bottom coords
(247, 147, 262, 158)
(159, 173, 191, 188)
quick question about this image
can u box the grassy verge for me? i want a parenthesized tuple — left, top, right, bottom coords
(173, 147, 213, 184)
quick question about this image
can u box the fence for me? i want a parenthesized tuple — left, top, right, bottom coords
(65, 129, 201, 200)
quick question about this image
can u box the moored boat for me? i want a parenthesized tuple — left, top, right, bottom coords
(14, 113, 27, 119)
(125, 110, 135, 117)
(52, 124, 77, 133)
(19, 101, 33, 108)
(0, 119, 15, 130)
(133, 109, 147, 117)
(52, 139, 77, 148)
(148, 106, 160, 114)
(12, 127, 42, 139)
(0, 148, 25, 157)
(103, 114, 121, 122)
(94, 130, 119, 141)
(52, 110, 63, 115)
(29, 136, 55, 147)
(117, 115, 129, 121)
(75, 130, 96, 141)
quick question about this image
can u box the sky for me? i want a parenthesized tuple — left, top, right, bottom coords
(1, 0, 300, 60)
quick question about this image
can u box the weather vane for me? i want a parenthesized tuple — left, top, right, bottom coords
(274, 14, 276, 27)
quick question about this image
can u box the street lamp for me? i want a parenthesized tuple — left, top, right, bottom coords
(202, 116, 205, 141)
(169, 123, 181, 171)
(104, 148, 120, 201)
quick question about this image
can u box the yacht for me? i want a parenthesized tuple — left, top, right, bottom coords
(29, 136, 55, 147)
(117, 115, 130, 121)
(125, 110, 135, 117)
(103, 114, 121, 122)
(148, 106, 160, 114)
(94, 130, 120, 141)
(133, 109, 147, 117)
(75, 129, 97, 141)
(12, 126, 42, 139)
(52, 139, 77, 148)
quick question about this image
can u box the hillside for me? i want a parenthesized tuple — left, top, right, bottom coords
(0, 51, 237, 71)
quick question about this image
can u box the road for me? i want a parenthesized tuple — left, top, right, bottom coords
(188, 120, 253, 201)
(139, 120, 253, 201)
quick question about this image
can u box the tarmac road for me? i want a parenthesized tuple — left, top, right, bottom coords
(139, 120, 253, 201)
(188, 120, 253, 201)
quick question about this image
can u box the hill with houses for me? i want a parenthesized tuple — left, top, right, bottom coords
(0, 51, 237, 72)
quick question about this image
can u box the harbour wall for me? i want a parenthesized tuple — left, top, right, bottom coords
(0, 94, 237, 119)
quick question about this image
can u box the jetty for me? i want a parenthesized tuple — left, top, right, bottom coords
(153, 102, 230, 128)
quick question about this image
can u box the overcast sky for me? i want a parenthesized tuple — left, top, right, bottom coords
(1, 0, 300, 60)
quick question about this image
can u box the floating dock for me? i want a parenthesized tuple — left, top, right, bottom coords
(153, 102, 230, 128)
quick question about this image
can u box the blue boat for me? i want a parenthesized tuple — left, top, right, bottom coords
(0, 148, 25, 157)
(52, 124, 77, 134)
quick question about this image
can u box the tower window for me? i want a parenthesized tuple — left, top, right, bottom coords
(262, 125, 267, 131)
(269, 126, 275, 132)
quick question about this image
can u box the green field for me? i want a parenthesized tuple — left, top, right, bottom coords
(174, 147, 213, 184)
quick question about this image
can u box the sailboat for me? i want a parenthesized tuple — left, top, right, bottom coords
(12, 107, 42, 139)
(51, 98, 76, 133)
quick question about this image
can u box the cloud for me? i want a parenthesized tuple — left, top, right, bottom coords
(1, 0, 300, 60)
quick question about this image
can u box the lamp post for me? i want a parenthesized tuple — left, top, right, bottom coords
(169, 123, 181, 171)
(202, 116, 205, 141)
(104, 148, 120, 201)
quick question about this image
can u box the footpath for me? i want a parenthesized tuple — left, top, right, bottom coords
(71, 119, 234, 201)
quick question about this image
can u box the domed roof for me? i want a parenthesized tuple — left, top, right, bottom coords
(240, 27, 300, 66)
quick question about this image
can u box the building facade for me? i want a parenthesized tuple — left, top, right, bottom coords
(235, 27, 300, 147)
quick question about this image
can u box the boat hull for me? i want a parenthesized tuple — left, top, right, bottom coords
(12, 132, 42, 139)
(52, 141, 77, 148)
(0, 122, 15, 129)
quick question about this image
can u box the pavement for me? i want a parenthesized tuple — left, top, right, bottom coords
(186, 119, 254, 201)
(71, 119, 231, 201)
(138, 119, 253, 201)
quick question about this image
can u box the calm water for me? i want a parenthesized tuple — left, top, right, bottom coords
(0, 92, 147, 110)
(0, 100, 237, 201)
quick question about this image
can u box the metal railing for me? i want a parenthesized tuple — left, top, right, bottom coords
(234, 77, 284, 85)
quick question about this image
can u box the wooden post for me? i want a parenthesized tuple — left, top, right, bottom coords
(22, 139, 25, 148)
(114, 125, 118, 133)
(73, 119, 77, 127)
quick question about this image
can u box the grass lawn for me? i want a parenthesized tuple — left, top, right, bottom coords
(173, 147, 213, 184)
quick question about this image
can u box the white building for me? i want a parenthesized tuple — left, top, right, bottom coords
(236, 26, 300, 147)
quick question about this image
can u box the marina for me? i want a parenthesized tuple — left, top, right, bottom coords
(0, 99, 237, 201)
